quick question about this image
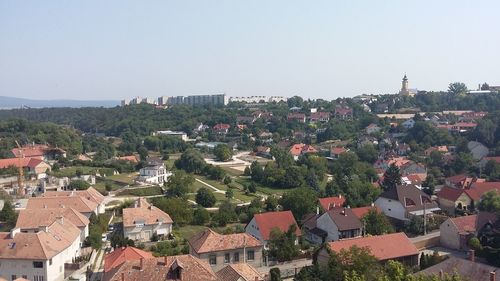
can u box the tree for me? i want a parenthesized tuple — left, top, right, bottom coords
(362, 209, 393, 235)
(152, 197, 193, 226)
(223, 176, 232, 185)
(175, 149, 206, 173)
(478, 191, 500, 214)
(448, 82, 468, 96)
(422, 174, 436, 196)
(322, 246, 381, 281)
(192, 207, 210, 225)
(247, 182, 257, 193)
(356, 144, 378, 164)
(166, 170, 194, 198)
(68, 179, 90, 190)
(225, 189, 234, 200)
(268, 225, 300, 262)
(280, 187, 318, 220)
(0, 200, 18, 229)
(265, 195, 279, 211)
(270, 268, 281, 281)
(382, 164, 401, 191)
(271, 147, 294, 169)
(213, 200, 237, 226)
(481, 82, 490, 90)
(195, 187, 216, 208)
(214, 144, 233, 162)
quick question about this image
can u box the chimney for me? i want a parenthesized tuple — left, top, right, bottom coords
(371, 202, 374, 207)
(10, 228, 21, 238)
(121, 272, 125, 281)
(255, 277, 259, 281)
(56, 216, 64, 225)
(490, 272, 496, 281)
(164, 256, 168, 265)
(316, 206, 319, 215)
(39, 225, 49, 233)
(140, 257, 144, 270)
(469, 249, 475, 262)
(439, 270, 443, 279)
(343, 208, 347, 216)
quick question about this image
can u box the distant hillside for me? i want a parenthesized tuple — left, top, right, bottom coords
(0, 96, 119, 109)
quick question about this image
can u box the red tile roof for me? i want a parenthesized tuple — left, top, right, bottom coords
(289, 143, 318, 156)
(351, 206, 381, 219)
(437, 186, 465, 202)
(214, 123, 231, 130)
(465, 182, 500, 201)
(0, 157, 46, 169)
(483, 157, 500, 164)
(319, 196, 346, 211)
(116, 155, 138, 163)
(188, 229, 262, 254)
(216, 263, 265, 281)
(104, 246, 153, 272)
(252, 211, 301, 240)
(327, 232, 418, 261)
(450, 215, 477, 234)
(122, 198, 173, 228)
(330, 147, 347, 155)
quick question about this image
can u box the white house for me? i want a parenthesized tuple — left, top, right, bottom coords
(315, 208, 363, 242)
(245, 211, 301, 248)
(0, 219, 81, 281)
(375, 185, 440, 221)
(122, 198, 173, 242)
(153, 130, 188, 141)
(137, 157, 171, 185)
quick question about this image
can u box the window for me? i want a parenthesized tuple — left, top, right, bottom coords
(11, 276, 17, 281)
(209, 255, 217, 265)
(33, 261, 44, 268)
(233, 252, 239, 262)
(22, 276, 27, 279)
(34, 276, 44, 281)
(247, 250, 254, 261)
(49, 259, 52, 265)
(224, 253, 230, 264)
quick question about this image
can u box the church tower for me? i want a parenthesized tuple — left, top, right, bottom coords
(399, 74, 410, 96)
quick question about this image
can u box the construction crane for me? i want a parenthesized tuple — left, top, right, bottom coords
(14, 140, 25, 197)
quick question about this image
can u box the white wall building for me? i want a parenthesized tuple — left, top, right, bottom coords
(122, 198, 174, 242)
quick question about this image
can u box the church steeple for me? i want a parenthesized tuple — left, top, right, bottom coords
(400, 73, 410, 96)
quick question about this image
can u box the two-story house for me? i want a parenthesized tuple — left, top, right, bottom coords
(42, 187, 106, 214)
(122, 198, 173, 242)
(26, 195, 99, 218)
(316, 207, 363, 242)
(0, 219, 81, 281)
(188, 229, 263, 271)
(137, 157, 171, 185)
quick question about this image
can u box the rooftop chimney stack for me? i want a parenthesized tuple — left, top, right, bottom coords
(10, 228, 21, 239)
(490, 271, 496, 281)
(164, 256, 168, 265)
(140, 258, 144, 270)
(469, 249, 475, 262)
(121, 272, 125, 281)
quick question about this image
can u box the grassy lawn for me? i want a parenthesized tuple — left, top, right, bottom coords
(220, 166, 245, 176)
(174, 225, 207, 240)
(164, 153, 181, 169)
(107, 173, 138, 185)
(115, 186, 164, 197)
(193, 175, 229, 191)
(235, 178, 294, 195)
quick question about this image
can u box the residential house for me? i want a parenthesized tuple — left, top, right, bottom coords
(289, 143, 318, 160)
(105, 255, 219, 281)
(115, 155, 139, 164)
(213, 124, 231, 134)
(302, 213, 327, 244)
(318, 196, 346, 212)
(15, 207, 90, 243)
(334, 107, 353, 120)
(215, 263, 265, 281)
(439, 213, 498, 250)
(396, 143, 411, 156)
(41, 187, 106, 214)
(245, 211, 301, 248)
(0, 157, 51, 179)
(11, 144, 66, 161)
(329, 147, 348, 160)
(365, 124, 381, 135)
(317, 233, 419, 267)
(357, 135, 379, 148)
(400, 161, 427, 177)
(137, 157, 171, 185)
(467, 141, 489, 160)
(417, 256, 499, 281)
(401, 174, 424, 189)
(424, 146, 449, 156)
(351, 205, 382, 220)
(26, 195, 99, 218)
(310, 112, 330, 123)
(122, 198, 173, 242)
(479, 156, 500, 168)
(401, 119, 415, 129)
(0, 219, 81, 281)
(254, 146, 271, 158)
(188, 229, 263, 271)
(287, 112, 306, 123)
(445, 174, 485, 189)
(375, 185, 440, 221)
(315, 207, 363, 242)
(103, 246, 153, 281)
(236, 116, 256, 124)
(437, 186, 472, 214)
(465, 182, 500, 207)
(451, 122, 477, 133)
(153, 130, 188, 141)
(460, 111, 487, 122)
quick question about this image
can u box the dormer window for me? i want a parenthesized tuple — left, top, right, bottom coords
(405, 198, 416, 207)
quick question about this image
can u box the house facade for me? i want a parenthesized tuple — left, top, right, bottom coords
(316, 208, 363, 242)
(122, 198, 173, 242)
(245, 211, 301, 248)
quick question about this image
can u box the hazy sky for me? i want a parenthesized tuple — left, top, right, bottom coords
(1, 1, 499, 100)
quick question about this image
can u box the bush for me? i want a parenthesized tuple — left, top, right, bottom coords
(270, 268, 281, 281)
(195, 187, 216, 208)
(68, 180, 90, 190)
(192, 208, 210, 225)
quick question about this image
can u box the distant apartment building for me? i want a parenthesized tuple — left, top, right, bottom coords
(184, 94, 228, 106)
(229, 96, 267, 103)
(122, 94, 229, 107)
(268, 96, 287, 103)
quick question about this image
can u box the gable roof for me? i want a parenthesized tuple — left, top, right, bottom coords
(417, 257, 499, 281)
(327, 232, 418, 261)
(330, 147, 347, 155)
(379, 185, 439, 213)
(465, 182, 500, 201)
(188, 229, 261, 254)
(26, 195, 98, 214)
(16, 207, 90, 229)
(107, 255, 218, 281)
(289, 144, 318, 156)
(0, 157, 48, 170)
(104, 246, 153, 272)
(319, 196, 346, 211)
(325, 208, 363, 231)
(252, 211, 301, 240)
(216, 263, 265, 281)
(437, 186, 465, 202)
(0, 219, 80, 260)
(43, 187, 105, 205)
(122, 198, 173, 228)
(449, 215, 478, 233)
(12, 144, 65, 158)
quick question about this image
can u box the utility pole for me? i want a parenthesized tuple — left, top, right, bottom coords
(14, 140, 25, 197)
(423, 200, 427, 235)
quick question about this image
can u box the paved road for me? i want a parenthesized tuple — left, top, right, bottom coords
(257, 258, 313, 278)
(195, 178, 225, 194)
(409, 230, 440, 243)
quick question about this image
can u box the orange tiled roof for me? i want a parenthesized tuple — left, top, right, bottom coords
(319, 196, 346, 211)
(0, 157, 46, 169)
(104, 246, 153, 272)
(43, 187, 105, 205)
(188, 229, 262, 254)
(289, 143, 317, 156)
(327, 232, 418, 261)
(216, 263, 265, 281)
(107, 255, 218, 281)
(450, 215, 477, 234)
(26, 196, 98, 214)
(0, 219, 80, 260)
(351, 206, 381, 219)
(252, 211, 301, 240)
(16, 207, 89, 229)
(117, 155, 138, 163)
(122, 198, 173, 228)
(465, 182, 500, 201)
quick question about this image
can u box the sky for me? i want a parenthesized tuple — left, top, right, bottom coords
(1, 1, 499, 100)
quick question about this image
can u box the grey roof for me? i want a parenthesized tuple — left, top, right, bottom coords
(417, 257, 499, 281)
(326, 208, 363, 231)
(379, 185, 439, 213)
